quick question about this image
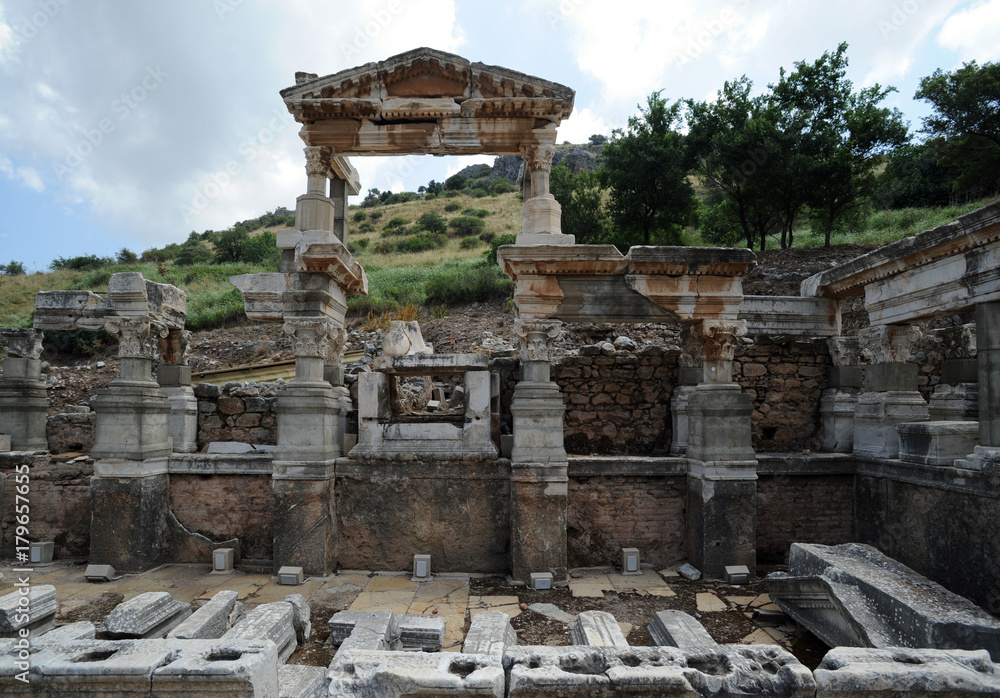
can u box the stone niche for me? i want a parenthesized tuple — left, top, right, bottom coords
(351, 353, 497, 459)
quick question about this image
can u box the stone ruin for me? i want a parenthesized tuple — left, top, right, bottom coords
(2, 47, 1000, 694)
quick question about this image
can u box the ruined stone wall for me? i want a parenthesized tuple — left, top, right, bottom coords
(46, 407, 95, 454)
(567, 459, 686, 568)
(195, 381, 281, 448)
(168, 473, 274, 563)
(855, 463, 1000, 613)
(734, 338, 830, 453)
(756, 468, 855, 563)
(0, 452, 91, 559)
(554, 347, 677, 455)
(336, 459, 511, 573)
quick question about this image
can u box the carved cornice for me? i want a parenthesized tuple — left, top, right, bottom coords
(695, 319, 748, 362)
(105, 317, 168, 359)
(515, 319, 562, 362)
(0, 328, 44, 360)
(827, 337, 861, 367)
(858, 325, 922, 364)
(283, 317, 340, 360)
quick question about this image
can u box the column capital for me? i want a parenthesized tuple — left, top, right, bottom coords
(521, 143, 556, 172)
(858, 324, 921, 364)
(933, 323, 977, 360)
(105, 316, 168, 359)
(0, 328, 43, 360)
(159, 329, 192, 366)
(304, 145, 332, 177)
(694, 319, 747, 362)
(283, 317, 342, 361)
(827, 336, 861, 367)
(678, 325, 704, 367)
(514, 319, 562, 362)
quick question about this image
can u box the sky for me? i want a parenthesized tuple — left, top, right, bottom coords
(0, 0, 998, 272)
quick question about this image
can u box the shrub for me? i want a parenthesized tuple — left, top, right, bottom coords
(460, 236, 480, 249)
(385, 216, 409, 230)
(425, 263, 512, 305)
(358, 221, 375, 233)
(417, 211, 447, 234)
(0, 260, 26, 275)
(448, 216, 485, 237)
(350, 237, 370, 252)
(373, 240, 397, 254)
(175, 241, 214, 266)
(50, 254, 114, 271)
(368, 210, 383, 221)
(485, 233, 517, 265)
(490, 179, 516, 194)
(479, 231, 495, 243)
(463, 208, 490, 218)
(396, 233, 448, 254)
(352, 210, 368, 222)
(445, 174, 467, 190)
(116, 248, 138, 264)
(444, 202, 461, 212)
(471, 188, 488, 198)
(242, 231, 280, 266)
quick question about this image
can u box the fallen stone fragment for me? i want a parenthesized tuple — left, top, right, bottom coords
(464, 610, 517, 660)
(329, 650, 504, 698)
(397, 615, 446, 652)
(98, 591, 191, 640)
(223, 602, 297, 663)
(151, 639, 279, 696)
(571, 610, 629, 648)
(334, 609, 399, 657)
(35, 621, 95, 644)
(168, 590, 241, 640)
(283, 593, 311, 644)
(678, 563, 702, 581)
(649, 610, 717, 649)
(278, 664, 328, 698)
(0, 584, 57, 637)
(527, 603, 577, 624)
(814, 647, 1000, 696)
(767, 542, 1000, 660)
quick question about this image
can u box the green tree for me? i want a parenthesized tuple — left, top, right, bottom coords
(213, 226, 248, 263)
(599, 92, 696, 248)
(0, 260, 26, 275)
(116, 248, 138, 264)
(417, 211, 447, 234)
(175, 240, 214, 266)
(242, 231, 280, 266)
(550, 165, 608, 242)
(915, 60, 1000, 200)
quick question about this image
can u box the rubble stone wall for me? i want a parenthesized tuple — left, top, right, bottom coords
(0, 452, 91, 559)
(194, 382, 280, 449)
(46, 409, 96, 454)
(756, 471, 855, 563)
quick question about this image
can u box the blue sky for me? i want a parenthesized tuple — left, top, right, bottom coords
(0, 0, 998, 271)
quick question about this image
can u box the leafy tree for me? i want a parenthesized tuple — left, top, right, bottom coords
(213, 227, 248, 263)
(550, 166, 608, 243)
(175, 240, 214, 266)
(599, 92, 696, 248)
(116, 248, 138, 264)
(0, 260, 26, 275)
(445, 174, 467, 191)
(447, 216, 485, 237)
(915, 60, 1000, 200)
(417, 211, 447, 234)
(875, 141, 957, 208)
(242, 231, 280, 266)
(589, 134, 607, 145)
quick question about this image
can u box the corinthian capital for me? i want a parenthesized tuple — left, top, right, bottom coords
(521, 143, 556, 172)
(105, 316, 168, 359)
(304, 146, 332, 177)
(283, 317, 340, 360)
(678, 326, 704, 367)
(514, 319, 562, 362)
(0, 328, 44, 360)
(159, 329, 192, 366)
(933, 324, 976, 360)
(694, 319, 747, 362)
(827, 336, 861, 367)
(858, 324, 921, 364)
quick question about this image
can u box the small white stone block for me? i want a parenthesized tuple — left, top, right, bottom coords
(278, 566, 304, 586)
(0, 434, 10, 451)
(726, 565, 751, 585)
(212, 547, 234, 573)
(621, 547, 641, 575)
(426, 400, 441, 412)
(413, 554, 431, 581)
(30, 541, 54, 564)
(530, 572, 553, 590)
(85, 564, 116, 582)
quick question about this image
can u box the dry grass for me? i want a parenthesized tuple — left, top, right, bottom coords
(0, 270, 83, 327)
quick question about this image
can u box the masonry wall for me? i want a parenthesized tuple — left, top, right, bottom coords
(194, 382, 280, 449)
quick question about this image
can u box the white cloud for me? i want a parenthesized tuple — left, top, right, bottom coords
(936, 0, 1000, 62)
(558, 107, 612, 143)
(0, 155, 44, 192)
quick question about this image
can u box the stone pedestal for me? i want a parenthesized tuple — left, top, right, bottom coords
(685, 383, 755, 463)
(819, 389, 859, 453)
(928, 382, 979, 421)
(272, 470, 337, 575)
(853, 364, 929, 460)
(669, 366, 700, 455)
(158, 365, 197, 454)
(898, 421, 979, 466)
(0, 357, 48, 451)
(90, 472, 169, 572)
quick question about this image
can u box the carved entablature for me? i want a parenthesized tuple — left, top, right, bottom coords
(105, 317, 168, 360)
(283, 317, 340, 361)
(514, 319, 562, 363)
(678, 326, 704, 367)
(934, 324, 977, 359)
(0, 328, 44, 360)
(858, 325, 922, 364)
(160, 329, 192, 366)
(695, 319, 748, 362)
(827, 337, 861, 367)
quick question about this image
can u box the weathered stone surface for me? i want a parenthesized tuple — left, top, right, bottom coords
(283, 593, 311, 644)
(739, 295, 840, 337)
(328, 649, 504, 698)
(35, 621, 96, 644)
(278, 664, 328, 698)
(464, 610, 517, 660)
(151, 639, 279, 697)
(528, 603, 576, 624)
(89, 473, 170, 573)
(814, 647, 1000, 696)
(223, 601, 297, 664)
(571, 610, 629, 647)
(897, 420, 979, 466)
(504, 645, 814, 696)
(853, 391, 929, 460)
(333, 609, 399, 656)
(649, 610, 717, 649)
(0, 584, 56, 636)
(98, 591, 191, 640)
(677, 563, 702, 581)
(167, 590, 241, 640)
(766, 543, 1000, 659)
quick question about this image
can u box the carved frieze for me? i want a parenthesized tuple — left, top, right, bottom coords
(105, 317, 168, 359)
(0, 328, 44, 360)
(694, 319, 748, 362)
(515, 319, 562, 363)
(827, 337, 861, 367)
(304, 145, 333, 176)
(858, 325, 922, 364)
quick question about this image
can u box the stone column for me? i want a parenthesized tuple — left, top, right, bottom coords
(670, 326, 702, 455)
(323, 326, 351, 455)
(90, 316, 173, 572)
(157, 329, 197, 453)
(510, 319, 567, 583)
(820, 337, 863, 453)
(0, 329, 48, 451)
(957, 302, 1000, 470)
(283, 146, 335, 271)
(684, 319, 757, 579)
(330, 177, 349, 246)
(928, 324, 978, 421)
(518, 144, 572, 245)
(272, 316, 342, 575)
(853, 324, 928, 459)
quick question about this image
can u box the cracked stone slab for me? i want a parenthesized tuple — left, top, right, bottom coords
(35, 621, 95, 644)
(528, 603, 577, 624)
(98, 591, 191, 640)
(695, 592, 727, 613)
(814, 647, 1000, 696)
(330, 610, 444, 652)
(329, 649, 504, 698)
(168, 590, 241, 640)
(649, 610, 718, 649)
(571, 611, 629, 648)
(464, 610, 517, 660)
(151, 639, 279, 696)
(0, 584, 57, 637)
(283, 594, 311, 644)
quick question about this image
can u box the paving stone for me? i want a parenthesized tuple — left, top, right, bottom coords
(463, 609, 517, 660)
(468, 595, 522, 621)
(741, 628, 781, 646)
(571, 610, 629, 647)
(750, 593, 772, 608)
(649, 610, 717, 649)
(725, 595, 757, 606)
(0, 584, 57, 636)
(167, 590, 241, 640)
(814, 647, 1000, 696)
(223, 601, 297, 663)
(695, 592, 727, 613)
(646, 586, 677, 597)
(658, 567, 680, 578)
(367, 575, 418, 592)
(570, 584, 605, 598)
(98, 591, 191, 640)
(528, 603, 577, 624)
(278, 664, 328, 698)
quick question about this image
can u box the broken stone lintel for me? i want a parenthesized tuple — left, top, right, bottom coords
(167, 590, 242, 640)
(570, 610, 629, 648)
(648, 610, 718, 650)
(329, 609, 446, 653)
(98, 591, 191, 640)
(222, 601, 297, 664)
(464, 610, 517, 660)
